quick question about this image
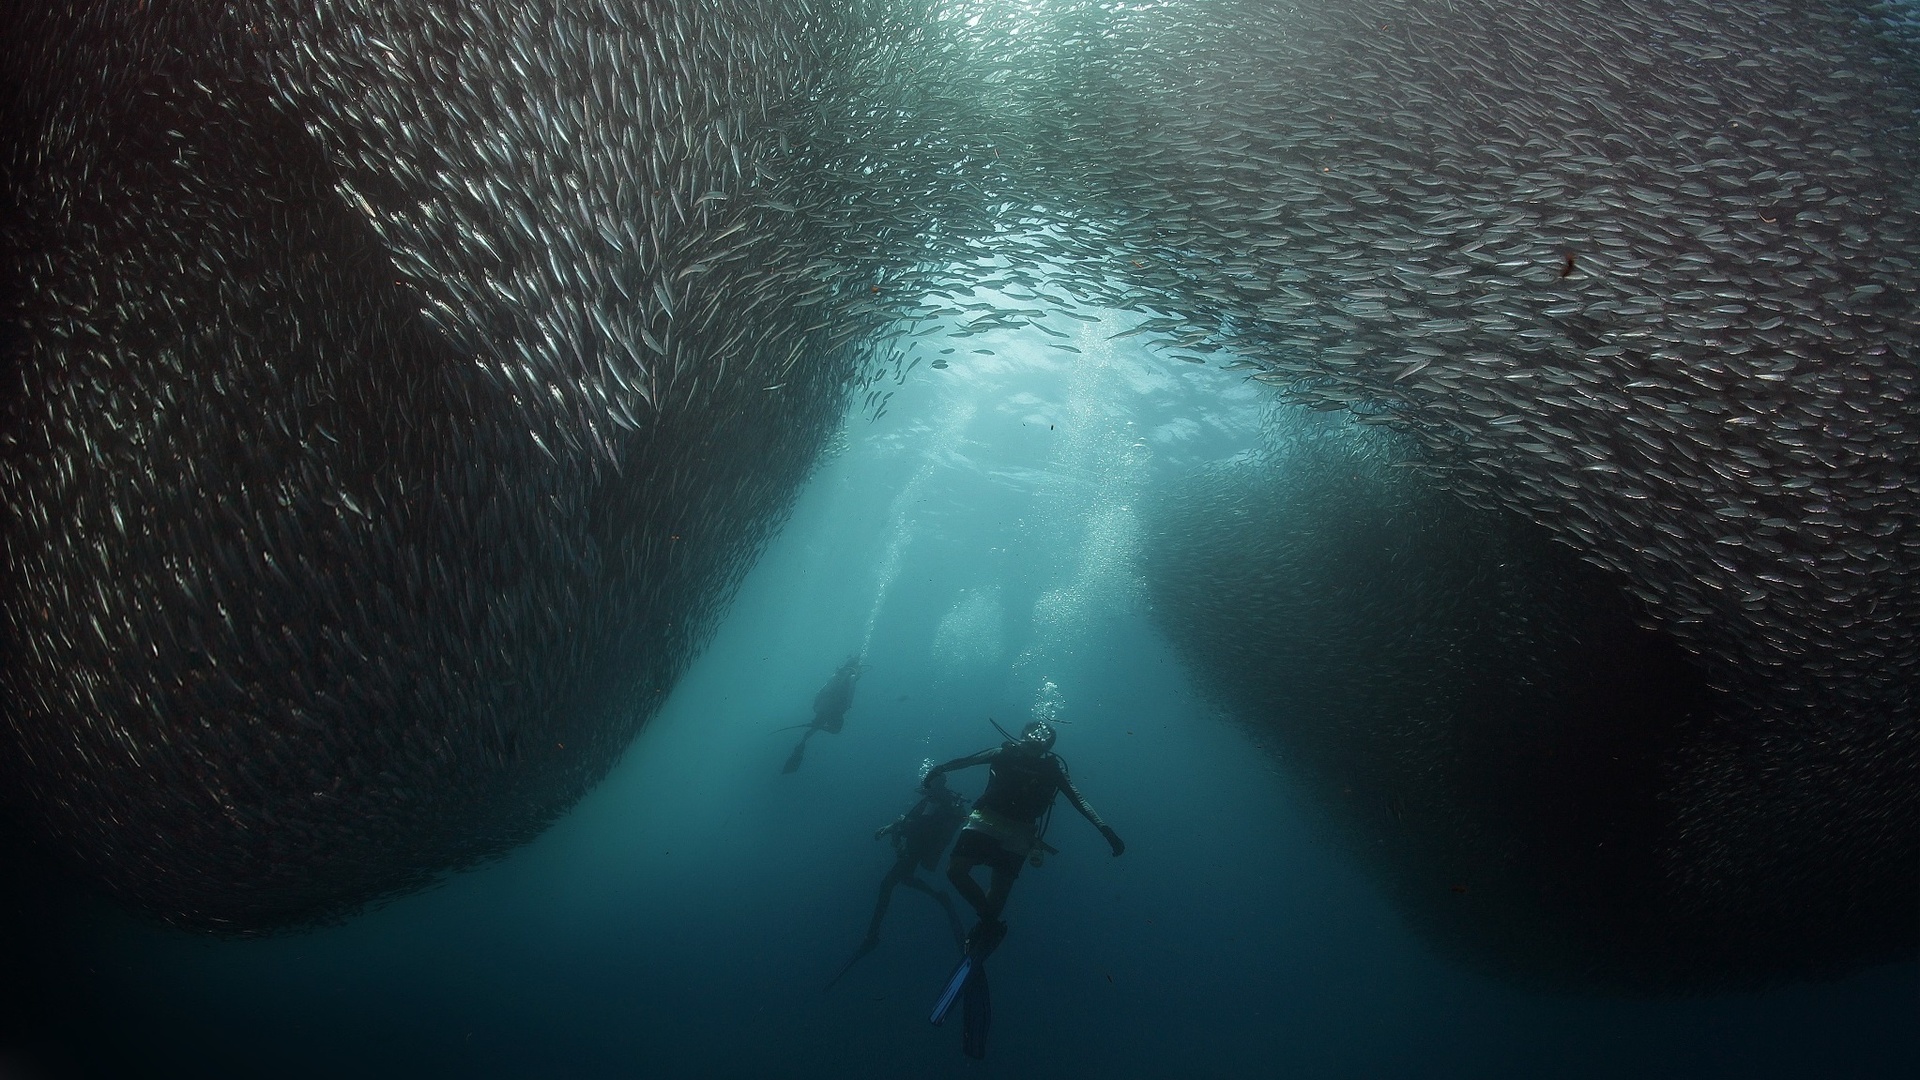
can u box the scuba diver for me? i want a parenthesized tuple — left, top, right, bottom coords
(778, 655, 863, 774)
(824, 770, 971, 992)
(928, 719, 1125, 939)
(922, 719, 1125, 1058)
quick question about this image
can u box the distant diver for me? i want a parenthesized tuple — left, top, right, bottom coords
(778, 655, 863, 773)
(923, 719, 1125, 1058)
(824, 769, 971, 992)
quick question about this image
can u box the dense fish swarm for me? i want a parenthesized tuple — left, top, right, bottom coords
(1034, 0, 1920, 988)
(1140, 421, 1889, 991)
(0, 0, 992, 928)
(2, 0, 1916, 963)
(1078, 0, 1918, 987)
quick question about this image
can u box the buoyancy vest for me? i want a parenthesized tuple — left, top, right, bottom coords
(974, 747, 1064, 824)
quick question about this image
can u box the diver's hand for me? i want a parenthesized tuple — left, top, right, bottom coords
(873, 826, 887, 841)
(1101, 825, 1125, 857)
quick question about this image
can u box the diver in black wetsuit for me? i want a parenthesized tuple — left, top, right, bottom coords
(866, 771, 971, 945)
(924, 720, 1125, 958)
(826, 771, 971, 991)
(780, 655, 863, 774)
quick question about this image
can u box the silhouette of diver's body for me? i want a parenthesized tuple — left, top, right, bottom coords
(810, 656, 861, 735)
(927, 720, 1124, 942)
(867, 772, 970, 945)
(780, 656, 862, 773)
(921, 720, 1125, 1058)
(825, 772, 970, 991)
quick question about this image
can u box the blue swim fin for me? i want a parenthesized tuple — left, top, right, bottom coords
(929, 953, 973, 1025)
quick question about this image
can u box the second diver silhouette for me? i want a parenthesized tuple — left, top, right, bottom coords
(778, 655, 863, 774)
(824, 769, 971, 992)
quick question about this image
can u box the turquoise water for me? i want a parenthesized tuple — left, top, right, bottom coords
(12, 298, 1912, 1078)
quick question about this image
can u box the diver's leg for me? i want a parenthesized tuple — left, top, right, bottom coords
(946, 855, 991, 920)
(982, 864, 1019, 922)
(964, 864, 1014, 959)
(910, 878, 967, 947)
(897, 872, 943, 899)
(864, 859, 913, 943)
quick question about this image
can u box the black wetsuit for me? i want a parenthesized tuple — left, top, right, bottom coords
(978, 749, 1071, 823)
(950, 748, 1083, 872)
(927, 742, 1122, 920)
(781, 660, 861, 774)
(922, 741, 1124, 1062)
(812, 663, 859, 733)
(890, 788, 971, 870)
(861, 788, 969, 948)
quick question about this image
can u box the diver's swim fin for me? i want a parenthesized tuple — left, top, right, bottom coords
(823, 936, 878, 994)
(963, 916, 1006, 960)
(929, 953, 973, 1025)
(781, 728, 814, 774)
(961, 963, 991, 1059)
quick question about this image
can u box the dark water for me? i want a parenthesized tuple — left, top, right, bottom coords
(6, 300, 1916, 1079)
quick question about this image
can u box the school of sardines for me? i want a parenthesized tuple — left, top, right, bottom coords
(0, 0, 1913, 974)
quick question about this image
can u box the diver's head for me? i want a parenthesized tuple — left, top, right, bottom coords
(921, 768, 947, 790)
(1017, 721, 1056, 754)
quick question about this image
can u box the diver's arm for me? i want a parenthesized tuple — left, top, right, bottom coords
(1060, 775, 1125, 856)
(922, 748, 997, 785)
